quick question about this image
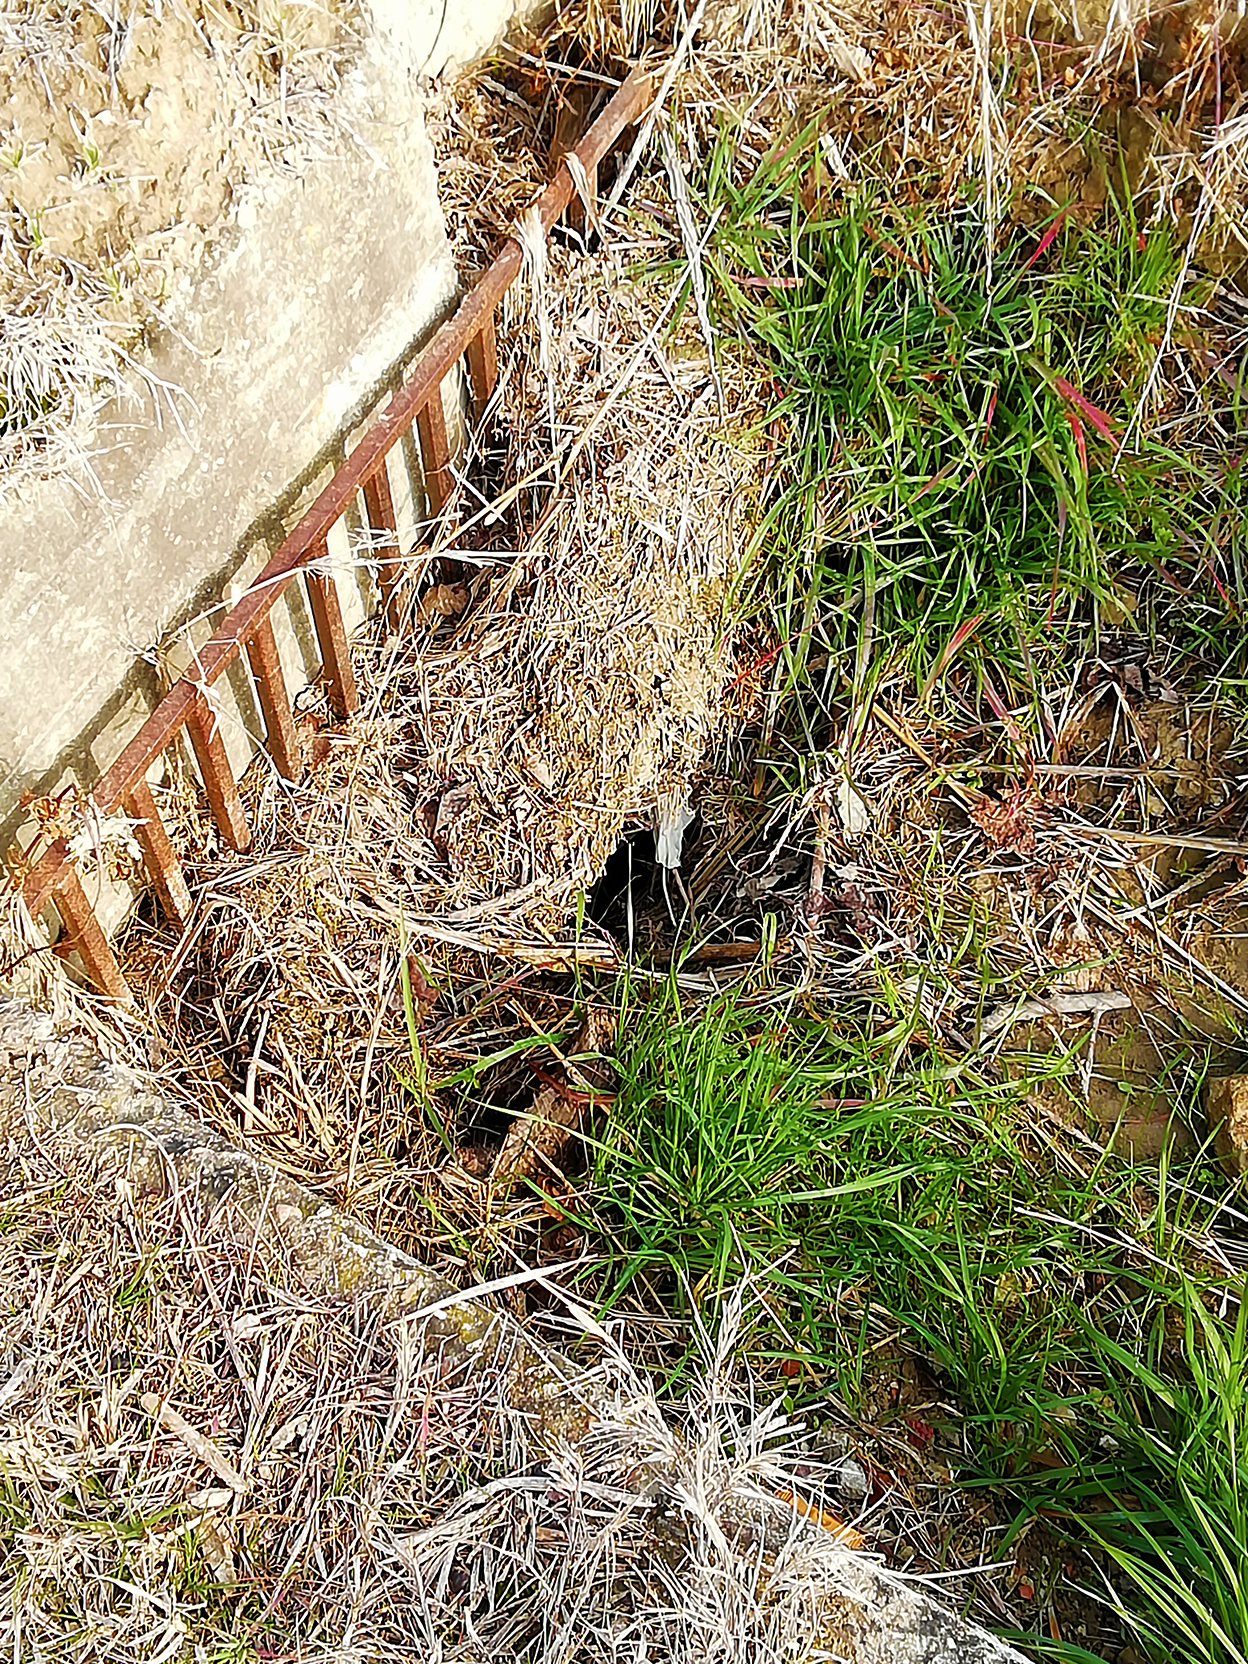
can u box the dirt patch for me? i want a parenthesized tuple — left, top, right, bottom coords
(1019, 691, 1248, 1151)
(712, 670, 1248, 1164)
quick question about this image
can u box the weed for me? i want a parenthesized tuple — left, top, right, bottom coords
(584, 975, 1079, 1434)
(698, 124, 1236, 733)
(1043, 1277, 1248, 1664)
(578, 120, 1248, 1664)
(580, 972, 1248, 1662)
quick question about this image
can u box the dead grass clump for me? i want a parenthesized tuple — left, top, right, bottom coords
(0, 280, 134, 490)
(407, 248, 746, 926)
(0, 1078, 970, 1664)
(0, 1041, 554, 1662)
(740, 648, 1248, 1151)
(116, 227, 767, 1239)
(424, 65, 556, 280)
(0, 1007, 1004, 1664)
(668, 0, 1248, 278)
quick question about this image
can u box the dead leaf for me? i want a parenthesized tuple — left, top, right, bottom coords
(140, 1393, 247, 1494)
(197, 1514, 237, 1583)
(405, 956, 439, 1011)
(432, 784, 476, 861)
(969, 785, 1040, 855)
(521, 748, 555, 790)
(834, 776, 871, 841)
(18, 783, 86, 844)
(417, 582, 470, 626)
(825, 22, 872, 82)
(491, 1082, 581, 1185)
(492, 1008, 616, 1188)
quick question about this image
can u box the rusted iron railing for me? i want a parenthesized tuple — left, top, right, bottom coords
(15, 67, 653, 1000)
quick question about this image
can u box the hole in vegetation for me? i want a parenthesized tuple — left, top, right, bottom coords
(587, 828, 658, 929)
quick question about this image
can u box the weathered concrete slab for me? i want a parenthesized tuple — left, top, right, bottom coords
(0, 0, 547, 844)
(0, 41, 454, 835)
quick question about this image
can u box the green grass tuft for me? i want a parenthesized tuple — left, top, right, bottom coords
(695, 126, 1243, 734)
(577, 976, 1248, 1663)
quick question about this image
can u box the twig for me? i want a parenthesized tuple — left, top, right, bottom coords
(980, 989, 1132, 1040)
(140, 1392, 249, 1493)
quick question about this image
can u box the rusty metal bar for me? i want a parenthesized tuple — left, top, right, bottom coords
(415, 393, 453, 517)
(246, 616, 302, 782)
(186, 694, 251, 852)
(22, 839, 71, 922)
(125, 779, 193, 927)
(306, 550, 359, 718)
(466, 313, 499, 422)
(52, 866, 130, 1000)
(15, 66, 652, 991)
(361, 461, 402, 621)
(89, 64, 650, 822)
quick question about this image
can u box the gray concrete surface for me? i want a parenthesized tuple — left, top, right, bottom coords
(370, 0, 549, 79)
(0, 0, 545, 850)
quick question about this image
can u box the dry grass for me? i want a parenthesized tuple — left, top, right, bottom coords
(0, 1026, 1003, 1664)
(84, 0, 1248, 1247)
(667, 0, 1248, 286)
(109, 220, 768, 1251)
(710, 667, 1248, 1129)
(0, 0, 362, 495)
(7, 6, 1248, 1656)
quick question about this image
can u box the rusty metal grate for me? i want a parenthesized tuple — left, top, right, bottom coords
(12, 67, 652, 1001)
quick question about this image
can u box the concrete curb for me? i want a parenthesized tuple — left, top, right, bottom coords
(0, 997, 1031, 1664)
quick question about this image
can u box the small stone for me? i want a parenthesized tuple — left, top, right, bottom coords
(273, 1203, 302, 1226)
(832, 1455, 870, 1498)
(1203, 1075, 1248, 1176)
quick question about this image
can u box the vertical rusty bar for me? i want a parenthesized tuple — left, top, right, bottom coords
(125, 778, 192, 927)
(415, 391, 453, 517)
(185, 691, 251, 851)
(245, 616, 302, 782)
(361, 459, 402, 621)
(306, 538, 359, 718)
(52, 866, 130, 1000)
(466, 311, 499, 422)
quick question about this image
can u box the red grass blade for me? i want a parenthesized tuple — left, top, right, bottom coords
(919, 613, 986, 704)
(981, 384, 998, 442)
(913, 458, 959, 502)
(737, 272, 803, 289)
(1067, 410, 1087, 475)
(1021, 209, 1068, 273)
(1053, 375, 1117, 442)
(980, 667, 1031, 754)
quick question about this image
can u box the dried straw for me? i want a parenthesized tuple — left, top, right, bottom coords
(0, 0, 362, 496)
(0, 1046, 1023, 1664)
(115, 192, 768, 1247)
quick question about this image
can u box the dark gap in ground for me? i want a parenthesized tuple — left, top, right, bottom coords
(587, 827, 659, 933)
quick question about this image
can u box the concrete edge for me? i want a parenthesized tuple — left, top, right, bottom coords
(0, 996, 1032, 1664)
